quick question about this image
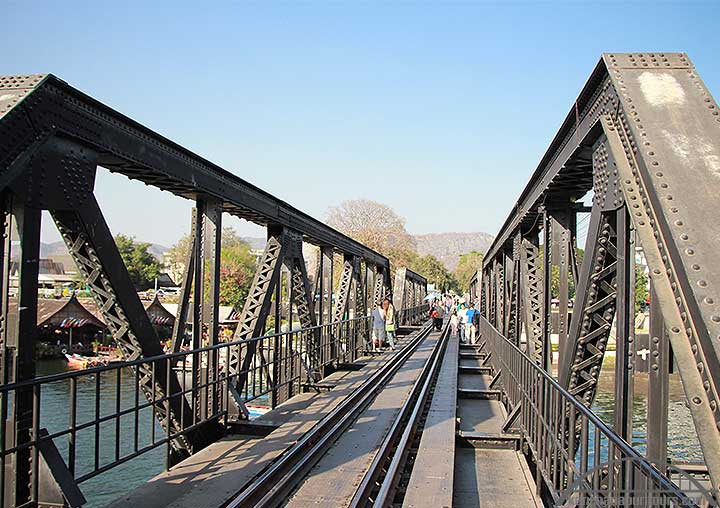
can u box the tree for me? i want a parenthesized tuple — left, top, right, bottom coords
(166, 228, 257, 309)
(115, 234, 161, 289)
(327, 199, 421, 281)
(635, 265, 649, 313)
(219, 229, 257, 309)
(454, 251, 484, 292)
(327, 199, 416, 254)
(411, 254, 459, 293)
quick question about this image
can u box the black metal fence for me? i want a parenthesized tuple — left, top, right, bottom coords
(0, 306, 427, 506)
(481, 317, 709, 507)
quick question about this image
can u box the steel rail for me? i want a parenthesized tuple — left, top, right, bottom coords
(349, 319, 450, 508)
(225, 321, 434, 508)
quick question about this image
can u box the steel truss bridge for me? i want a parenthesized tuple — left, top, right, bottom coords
(0, 52, 719, 507)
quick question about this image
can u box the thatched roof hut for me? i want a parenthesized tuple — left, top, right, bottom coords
(144, 296, 175, 326)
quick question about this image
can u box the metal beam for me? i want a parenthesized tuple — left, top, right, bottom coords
(8, 199, 41, 505)
(171, 212, 196, 354)
(52, 196, 199, 459)
(603, 113, 720, 490)
(646, 283, 669, 468)
(0, 74, 389, 269)
(519, 234, 546, 368)
(231, 230, 285, 396)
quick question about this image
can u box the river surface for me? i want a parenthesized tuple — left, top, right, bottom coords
(36, 360, 166, 508)
(34, 353, 703, 507)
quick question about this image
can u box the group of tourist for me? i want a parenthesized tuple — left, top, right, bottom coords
(430, 294, 480, 344)
(370, 297, 397, 352)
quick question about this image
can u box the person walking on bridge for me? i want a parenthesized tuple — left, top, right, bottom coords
(457, 303, 467, 342)
(383, 297, 396, 350)
(432, 301, 444, 331)
(450, 309, 459, 338)
(371, 303, 385, 352)
(465, 304, 479, 344)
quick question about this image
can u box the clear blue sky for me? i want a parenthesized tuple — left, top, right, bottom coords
(3, 1, 719, 246)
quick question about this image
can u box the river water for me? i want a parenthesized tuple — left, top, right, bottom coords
(34, 353, 703, 507)
(36, 360, 165, 508)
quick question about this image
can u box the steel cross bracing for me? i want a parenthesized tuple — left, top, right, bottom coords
(519, 235, 545, 368)
(0, 72, 437, 506)
(479, 53, 720, 493)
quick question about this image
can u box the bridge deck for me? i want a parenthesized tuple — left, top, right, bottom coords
(285, 329, 443, 508)
(108, 328, 542, 508)
(105, 334, 417, 508)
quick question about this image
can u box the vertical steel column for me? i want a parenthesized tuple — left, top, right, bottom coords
(546, 207, 574, 373)
(506, 234, 522, 345)
(494, 257, 504, 333)
(283, 255, 294, 397)
(614, 207, 634, 442)
(198, 198, 222, 347)
(542, 209, 553, 370)
(502, 248, 513, 337)
(197, 197, 222, 417)
(191, 206, 203, 419)
(366, 264, 373, 317)
(272, 262, 281, 408)
(373, 266, 385, 307)
(556, 210, 572, 374)
(319, 248, 333, 325)
(192, 206, 203, 351)
(646, 283, 669, 468)
(8, 200, 41, 506)
(0, 193, 11, 385)
(488, 262, 496, 328)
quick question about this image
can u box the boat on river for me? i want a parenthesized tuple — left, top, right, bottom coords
(64, 353, 110, 369)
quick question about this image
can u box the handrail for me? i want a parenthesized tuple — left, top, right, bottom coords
(0, 315, 369, 393)
(480, 316, 703, 506)
(0, 305, 429, 507)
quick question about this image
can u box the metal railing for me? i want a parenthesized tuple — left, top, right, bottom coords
(481, 317, 709, 507)
(0, 307, 427, 506)
(396, 303, 429, 327)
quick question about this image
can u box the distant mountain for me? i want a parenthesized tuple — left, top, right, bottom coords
(241, 237, 267, 250)
(22, 233, 491, 274)
(413, 232, 494, 271)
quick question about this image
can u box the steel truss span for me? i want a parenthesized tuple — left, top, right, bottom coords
(0, 73, 427, 507)
(478, 53, 720, 496)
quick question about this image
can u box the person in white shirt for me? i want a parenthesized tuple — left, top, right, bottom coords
(371, 304, 386, 352)
(457, 304, 467, 343)
(450, 310, 459, 338)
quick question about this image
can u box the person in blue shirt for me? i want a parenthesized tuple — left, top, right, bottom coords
(465, 304, 479, 344)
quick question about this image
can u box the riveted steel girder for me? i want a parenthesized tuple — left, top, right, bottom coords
(482, 52, 720, 490)
(0, 74, 388, 270)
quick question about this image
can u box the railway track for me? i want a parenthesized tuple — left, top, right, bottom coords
(224, 320, 450, 508)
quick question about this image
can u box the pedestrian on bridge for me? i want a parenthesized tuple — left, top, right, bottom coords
(432, 301, 444, 331)
(465, 304, 479, 344)
(371, 303, 385, 352)
(457, 303, 467, 342)
(450, 310, 459, 338)
(383, 297, 396, 350)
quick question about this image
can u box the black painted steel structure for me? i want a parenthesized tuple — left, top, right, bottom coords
(477, 52, 720, 497)
(0, 74, 426, 506)
(3, 51, 719, 507)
